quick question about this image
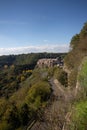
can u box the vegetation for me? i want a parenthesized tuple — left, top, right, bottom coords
(0, 52, 66, 67)
(0, 65, 32, 97)
(63, 22, 87, 130)
(1, 22, 87, 130)
(65, 22, 87, 88)
(0, 67, 52, 130)
(26, 81, 51, 110)
(70, 101, 87, 130)
(77, 57, 87, 97)
(54, 67, 68, 87)
(0, 53, 66, 129)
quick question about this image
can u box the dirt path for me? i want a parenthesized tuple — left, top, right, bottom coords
(49, 78, 68, 101)
(53, 79, 66, 95)
(30, 78, 71, 130)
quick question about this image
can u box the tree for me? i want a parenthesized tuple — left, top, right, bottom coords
(70, 34, 80, 49)
(3, 104, 20, 129)
(20, 103, 30, 125)
(26, 81, 51, 110)
(80, 22, 87, 37)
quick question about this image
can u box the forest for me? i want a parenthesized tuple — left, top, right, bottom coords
(0, 52, 66, 130)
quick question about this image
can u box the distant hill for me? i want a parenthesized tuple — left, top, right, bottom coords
(0, 52, 66, 67)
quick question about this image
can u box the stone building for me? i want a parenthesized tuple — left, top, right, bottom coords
(37, 57, 63, 68)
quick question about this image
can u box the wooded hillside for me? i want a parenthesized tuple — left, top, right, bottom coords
(64, 22, 87, 130)
(0, 52, 66, 130)
(65, 22, 87, 88)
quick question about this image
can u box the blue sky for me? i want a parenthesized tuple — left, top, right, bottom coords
(0, 0, 87, 55)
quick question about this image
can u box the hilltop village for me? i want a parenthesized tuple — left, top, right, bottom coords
(37, 57, 63, 68)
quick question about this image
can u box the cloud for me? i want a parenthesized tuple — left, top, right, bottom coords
(0, 44, 69, 56)
(43, 40, 49, 42)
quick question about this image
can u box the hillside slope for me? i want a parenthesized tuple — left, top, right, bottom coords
(63, 23, 87, 130)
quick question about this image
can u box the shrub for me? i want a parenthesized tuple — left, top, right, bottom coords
(19, 103, 30, 125)
(70, 101, 87, 130)
(26, 81, 51, 110)
(3, 104, 20, 129)
(0, 121, 12, 130)
(54, 68, 68, 87)
(78, 58, 87, 97)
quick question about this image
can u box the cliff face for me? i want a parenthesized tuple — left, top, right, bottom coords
(76, 56, 87, 97)
(62, 22, 87, 129)
(63, 56, 87, 96)
(63, 56, 87, 130)
(63, 63, 71, 88)
(64, 23, 87, 90)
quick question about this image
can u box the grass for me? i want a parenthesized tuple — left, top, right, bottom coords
(70, 100, 87, 130)
(78, 57, 87, 97)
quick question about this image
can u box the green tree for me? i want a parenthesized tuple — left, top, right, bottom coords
(70, 34, 80, 49)
(26, 81, 51, 110)
(3, 104, 20, 129)
(19, 103, 30, 125)
(70, 101, 87, 130)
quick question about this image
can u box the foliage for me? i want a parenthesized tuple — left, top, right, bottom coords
(0, 65, 32, 97)
(0, 63, 53, 129)
(3, 104, 20, 128)
(78, 57, 87, 97)
(48, 66, 56, 77)
(26, 81, 51, 110)
(58, 70, 68, 87)
(0, 53, 66, 68)
(0, 121, 12, 130)
(0, 55, 15, 66)
(65, 22, 87, 67)
(54, 67, 68, 87)
(63, 22, 87, 129)
(0, 98, 7, 119)
(80, 22, 87, 37)
(70, 34, 80, 49)
(19, 103, 30, 125)
(70, 101, 87, 130)
(69, 70, 78, 88)
(64, 22, 87, 88)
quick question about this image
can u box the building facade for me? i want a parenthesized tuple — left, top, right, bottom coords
(37, 57, 63, 68)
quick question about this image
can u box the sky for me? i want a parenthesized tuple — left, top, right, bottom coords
(0, 0, 87, 55)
